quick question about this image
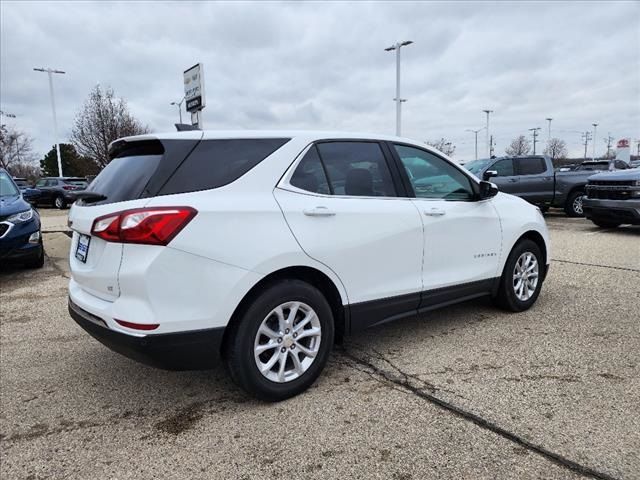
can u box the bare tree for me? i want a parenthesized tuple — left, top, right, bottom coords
(505, 135, 531, 156)
(0, 124, 37, 172)
(70, 85, 149, 168)
(426, 138, 456, 157)
(543, 138, 568, 161)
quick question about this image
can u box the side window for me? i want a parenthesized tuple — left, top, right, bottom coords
(290, 146, 331, 194)
(35, 179, 46, 187)
(315, 142, 396, 197)
(160, 138, 290, 195)
(394, 144, 474, 201)
(517, 158, 546, 175)
(46, 179, 58, 187)
(491, 159, 514, 176)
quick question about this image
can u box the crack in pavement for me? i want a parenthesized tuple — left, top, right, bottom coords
(338, 343, 620, 480)
(552, 258, 639, 273)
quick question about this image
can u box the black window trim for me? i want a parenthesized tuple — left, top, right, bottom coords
(385, 141, 482, 201)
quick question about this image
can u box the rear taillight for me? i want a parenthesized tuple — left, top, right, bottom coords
(91, 207, 197, 245)
(62, 185, 77, 190)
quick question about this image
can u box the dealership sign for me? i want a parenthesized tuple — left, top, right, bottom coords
(183, 63, 205, 113)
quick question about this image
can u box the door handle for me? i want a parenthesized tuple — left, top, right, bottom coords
(508, 178, 518, 183)
(424, 208, 446, 217)
(303, 206, 335, 217)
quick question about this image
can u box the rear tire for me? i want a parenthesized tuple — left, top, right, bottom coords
(54, 196, 67, 210)
(564, 190, 585, 217)
(591, 219, 620, 229)
(225, 279, 334, 401)
(493, 239, 544, 312)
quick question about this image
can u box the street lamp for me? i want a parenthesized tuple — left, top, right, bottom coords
(592, 123, 598, 160)
(466, 128, 484, 160)
(482, 109, 493, 157)
(545, 117, 553, 143)
(34, 67, 65, 177)
(385, 40, 413, 136)
(170, 97, 185, 124)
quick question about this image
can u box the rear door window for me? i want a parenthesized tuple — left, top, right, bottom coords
(315, 142, 396, 197)
(516, 158, 546, 175)
(290, 146, 331, 194)
(160, 138, 290, 195)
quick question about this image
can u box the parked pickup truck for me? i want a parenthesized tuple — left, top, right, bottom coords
(464, 155, 612, 217)
(583, 168, 640, 228)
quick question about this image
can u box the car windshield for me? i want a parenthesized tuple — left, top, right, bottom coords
(463, 159, 491, 175)
(0, 171, 20, 197)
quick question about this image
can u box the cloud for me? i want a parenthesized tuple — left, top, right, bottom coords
(1, 0, 638, 161)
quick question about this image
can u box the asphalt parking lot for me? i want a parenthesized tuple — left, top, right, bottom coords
(1, 209, 639, 480)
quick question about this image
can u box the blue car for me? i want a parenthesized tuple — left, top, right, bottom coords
(0, 169, 44, 268)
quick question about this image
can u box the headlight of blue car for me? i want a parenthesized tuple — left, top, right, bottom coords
(7, 208, 34, 224)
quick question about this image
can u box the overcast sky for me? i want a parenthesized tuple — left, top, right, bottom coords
(1, 1, 638, 161)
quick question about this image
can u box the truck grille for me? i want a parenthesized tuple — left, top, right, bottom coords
(585, 183, 640, 200)
(589, 180, 633, 186)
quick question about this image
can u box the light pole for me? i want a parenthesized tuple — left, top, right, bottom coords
(545, 117, 553, 143)
(170, 97, 185, 124)
(34, 67, 65, 177)
(482, 109, 493, 157)
(592, 123, 598, 160)
(385, 40, 413, 136)
(466, 128, 484, 160)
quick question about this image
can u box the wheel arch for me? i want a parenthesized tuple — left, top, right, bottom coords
(221, 266, 347, 358)
(513, 229, 549, 281)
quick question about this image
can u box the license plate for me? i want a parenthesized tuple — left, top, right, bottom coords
(75, 234, 91, 263)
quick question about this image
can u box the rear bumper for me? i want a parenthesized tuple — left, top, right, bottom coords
(68, 299, 225, 370)
(583, 198, 640, 225)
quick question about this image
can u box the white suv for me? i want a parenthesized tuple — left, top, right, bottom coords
(68, 131, 550, 401)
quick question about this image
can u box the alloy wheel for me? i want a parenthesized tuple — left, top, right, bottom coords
(513, 252, 539, 301)
(253, 301, 322, 383)
(573, 195, 584, 215)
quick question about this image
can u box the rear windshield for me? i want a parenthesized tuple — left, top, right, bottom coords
(84, 154, 162, 204)
(83, 138, 290, 205)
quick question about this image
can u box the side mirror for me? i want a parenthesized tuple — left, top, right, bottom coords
(479, 180, 499, 199)
(483, 170, 498, 181)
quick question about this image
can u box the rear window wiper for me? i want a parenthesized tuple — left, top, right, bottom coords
(74, 192, 107, 203)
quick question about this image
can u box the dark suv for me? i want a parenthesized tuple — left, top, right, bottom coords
(0, 169, 44, 268)
(33, 177, 87, 209)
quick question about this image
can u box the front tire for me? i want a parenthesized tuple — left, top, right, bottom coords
(225, 279, 334, 401)
(493, 239, 544, 312)
(564, 190, 585, 217)
(24, 243, 44, 269)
